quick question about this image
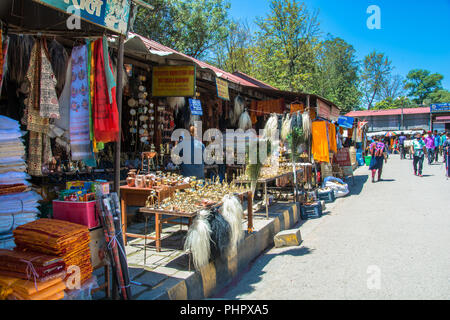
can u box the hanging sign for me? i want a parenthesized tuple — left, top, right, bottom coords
(189, 99, 203, 116)
(337, 116, 354, 129)
(335, 147, 352, 167)
(33, 0, 131, 35)
(216, 78, 230, 101)
(152, 65, 196, 97)
(430, 103, 450, 113)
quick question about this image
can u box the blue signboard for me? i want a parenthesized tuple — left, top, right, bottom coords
(189, 99, 203, 116)
(337, 116, 354, 129)
(33, 0, 130, 35)
(430, 103, 450, 113)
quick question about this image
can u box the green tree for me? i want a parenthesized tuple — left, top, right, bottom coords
(428, 89, 450, 104)
(252, 0, 321, 92)
(133, 0, 232, 60)
(210, 19, 256, 75)
(311, 35, 361, 113)
(404, 69, 443, 104)
(360, 51, 393, 110)
(373, 96, 415, 110)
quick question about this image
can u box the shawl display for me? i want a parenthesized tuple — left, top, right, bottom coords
(39, 41, 60, 119)
(311, 121, 330, 163)
(0, 249, 65, 282)
(69, 45, 92, 161)
(4, 276, 66, 300)
(54, 58, 72, 135)
(25, 41, 50, 177)
(0, 30, 8, 94)
(329, 123, 337, 153)
(93, 39, 119, 143)
(13, 219, 93, 285)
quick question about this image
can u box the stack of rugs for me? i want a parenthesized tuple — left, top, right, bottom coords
(0, 115, 41, 249)
(0, 249, 66, 300)
(13, 218, 93, 285)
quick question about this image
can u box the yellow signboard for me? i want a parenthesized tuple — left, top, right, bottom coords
(152, 66, 196, 97)
(216, 78, 230, 101)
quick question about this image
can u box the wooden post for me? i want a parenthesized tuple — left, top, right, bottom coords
(114, 35, 125, 195)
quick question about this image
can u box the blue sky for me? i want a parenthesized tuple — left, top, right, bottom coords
(228, 0, 450, 90)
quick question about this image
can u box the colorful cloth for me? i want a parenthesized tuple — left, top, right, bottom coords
(93, 39, 119, 143)
(329, 123, 337, 153)
(312, 121, 330, 163)
(39, 43, 60, 119)
(412, 139, 425, 157)
(70, 45, 92, 161)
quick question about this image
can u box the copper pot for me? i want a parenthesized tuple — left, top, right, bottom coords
(126, 177, 135, 187)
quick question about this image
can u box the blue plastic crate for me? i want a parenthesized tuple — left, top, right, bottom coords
(317, 190, 335, 203)
(301, 202, 323, 220)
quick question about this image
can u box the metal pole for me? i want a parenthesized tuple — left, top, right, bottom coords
(114, 35, 125, 194)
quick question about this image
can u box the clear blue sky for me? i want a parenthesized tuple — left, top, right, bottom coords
(229, 0, 450, 90)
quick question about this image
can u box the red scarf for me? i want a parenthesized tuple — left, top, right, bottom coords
(93, 39, 119, 143)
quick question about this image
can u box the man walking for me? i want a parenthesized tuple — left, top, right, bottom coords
(424, 131, 435, 165)
(411, 133, 426, 177)
(398, 132, 407, 159)
(433, 130, 441, 162)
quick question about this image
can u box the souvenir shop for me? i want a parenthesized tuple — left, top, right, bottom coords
(0, 0, 133, 300)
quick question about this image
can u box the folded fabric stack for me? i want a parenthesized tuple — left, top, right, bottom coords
(0, 249, 66, 281)
(0, 275, 66, 300)
(0, 115, 41, 250)
(13, 219, 93, 285)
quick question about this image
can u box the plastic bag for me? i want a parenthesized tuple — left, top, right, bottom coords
(324, 176, 349, 198)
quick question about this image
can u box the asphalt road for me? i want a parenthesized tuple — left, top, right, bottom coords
(218, 154, 450, 300)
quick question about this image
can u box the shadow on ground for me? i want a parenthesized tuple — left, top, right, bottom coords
(213, 246, 313, 299)
(347, 174, 368, 196)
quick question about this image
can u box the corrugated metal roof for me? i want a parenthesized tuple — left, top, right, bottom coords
(127, 32, 258, 88)
(346, 107, 430, 117)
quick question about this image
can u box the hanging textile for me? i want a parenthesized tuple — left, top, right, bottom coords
(329, 123, 337, 153)
(25, 41, 49, 177)
(93, 39, 119, 143)
(54, 58, 72, 133)
(70, 45, 92, 161)
(0, 29, 7, 94)
(312, 121, 330, 163)
(39, 40, 60, 119)
(102, 36, 115, 105)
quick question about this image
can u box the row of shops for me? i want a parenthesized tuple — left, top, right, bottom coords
(0, 0, 365, 300)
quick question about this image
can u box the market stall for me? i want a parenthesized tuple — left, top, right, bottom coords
(0, 0, 132, 300)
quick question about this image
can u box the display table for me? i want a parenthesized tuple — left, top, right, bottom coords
(234, 169, 305, 218)
(120, 183, 190, 245)
(138, 191, 253, 253)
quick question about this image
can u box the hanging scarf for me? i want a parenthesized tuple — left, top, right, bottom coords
(25, 41, 50, 177)
(0, 31, 9, 94)
(93, 39, 119, 143)
(0, 29, 3, 93)
(102, 36, 115, 105)
(312, 121, 330, 163)
(39, 40, 60, 119)
(69, 45, 92, 161)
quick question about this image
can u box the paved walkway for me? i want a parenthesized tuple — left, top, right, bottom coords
(217, 155, 450, 300)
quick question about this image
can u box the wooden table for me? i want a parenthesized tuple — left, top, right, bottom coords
(234, 170, 304, 218)
(138, 191, 253, 253)
(120, 184, 190, 245)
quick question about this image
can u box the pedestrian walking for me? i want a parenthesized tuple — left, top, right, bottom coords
(440, 132, 447, 160)
(369, 136, 388, 183)
(433, 130, 441, 163)
(398, 132, 407, 159)
(411, 133, 426, 177)
(424, 131, 435, 165)
(443, 132, 450, 178)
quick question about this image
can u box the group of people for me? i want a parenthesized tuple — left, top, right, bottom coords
(410, 131, 450, 177)
(367, 130, 450, 182)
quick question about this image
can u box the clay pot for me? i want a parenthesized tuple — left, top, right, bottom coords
(126, 177, 135, 187)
